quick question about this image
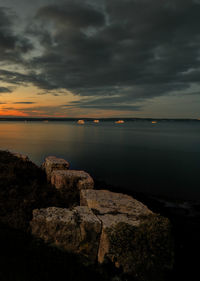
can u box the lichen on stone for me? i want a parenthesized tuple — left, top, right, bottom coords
(106, 214, 174, 280)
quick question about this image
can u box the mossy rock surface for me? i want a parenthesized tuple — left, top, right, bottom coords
(106, 214, 174, 281)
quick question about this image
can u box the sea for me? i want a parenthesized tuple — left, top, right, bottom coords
(0, 119, 200, 201)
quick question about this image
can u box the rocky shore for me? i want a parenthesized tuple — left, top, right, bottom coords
(1, 149, 197, 281)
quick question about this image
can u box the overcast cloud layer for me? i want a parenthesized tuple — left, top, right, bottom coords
(1, 0, 200, 113)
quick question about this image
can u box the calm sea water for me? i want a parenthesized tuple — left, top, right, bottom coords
(0, 120, 200, 200)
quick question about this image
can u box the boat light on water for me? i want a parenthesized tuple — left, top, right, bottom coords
(93, 119, 99, 123)
(115, 120, 125, 124)
(151, 121, 157, 124)
(77, 120, 85, 124)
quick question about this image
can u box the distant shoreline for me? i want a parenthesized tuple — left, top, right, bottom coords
(0, 117, 199, 122)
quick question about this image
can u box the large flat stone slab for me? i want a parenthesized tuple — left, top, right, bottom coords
(42, 156, 70, 181)
(30, 206, 101, 261)
(80, 189, 152, 217)
(80, 189, 173, 276)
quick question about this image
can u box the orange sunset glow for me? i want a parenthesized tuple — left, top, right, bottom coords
(0, 109, 28, 117)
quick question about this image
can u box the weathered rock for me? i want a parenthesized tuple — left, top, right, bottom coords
(97, 213, 140, 263)
(50, 170, 94, 204)
(80, 189, 152, 216)
(80, 189, 173, 277)
(30, 188, 173, 278)
(42, 156, 70, 181)
(51, 170, 94, 191)
(1, 151, 174, 280)
(30, 206, 101, 261)
(97, 213, 173, 276)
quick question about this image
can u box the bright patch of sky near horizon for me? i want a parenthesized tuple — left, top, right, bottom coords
(0, 0, 200, 118)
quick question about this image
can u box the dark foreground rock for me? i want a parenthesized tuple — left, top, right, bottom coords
(31, 206, 101, 261)
(0, 222, 117, 281)
(0, 150, 174, 281)
(80, 190, 173, 278)
(0, 151, 63, 230)
(31, 189, 174, 280)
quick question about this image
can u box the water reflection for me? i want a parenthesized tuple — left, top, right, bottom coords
(0, 121, 200, 200)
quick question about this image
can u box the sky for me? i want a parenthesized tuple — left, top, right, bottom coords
(0, 0, 200, 118)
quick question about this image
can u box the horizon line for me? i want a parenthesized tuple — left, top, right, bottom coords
(0, 117, 199, 121)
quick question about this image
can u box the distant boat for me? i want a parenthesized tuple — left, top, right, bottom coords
(152, 121, 157, 124)
(77, 120, 85, 124)
(93, 119, 99, 123)
(115, 120, 125, 124)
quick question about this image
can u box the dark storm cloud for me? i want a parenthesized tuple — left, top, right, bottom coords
(36, 2, 105, 28)
(25, 0, 200, 107)
(0, 87, 12, 93)
(63, 101, 141, 111)
(2, 0, 200, 111)
(63, 94, 143, 111)
(0, 69, 57, 90)
(0, 7, 32, 64)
